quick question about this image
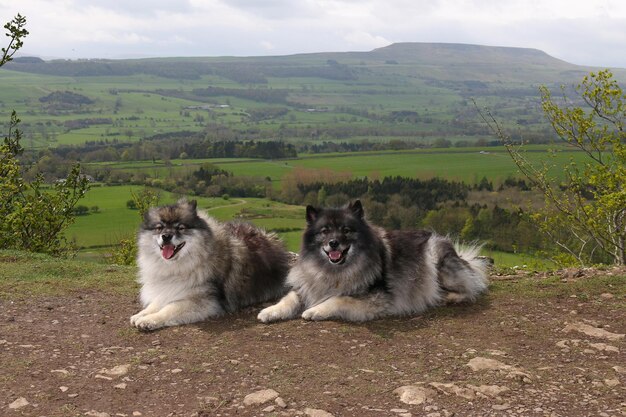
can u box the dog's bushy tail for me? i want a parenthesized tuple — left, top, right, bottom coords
(453, 241, 490, 300)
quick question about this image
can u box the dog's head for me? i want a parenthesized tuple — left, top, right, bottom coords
(140, 199, 205, 261)
(302, 200, 368, 266)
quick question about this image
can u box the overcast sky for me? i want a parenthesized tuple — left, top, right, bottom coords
(1, 0, 625, 68)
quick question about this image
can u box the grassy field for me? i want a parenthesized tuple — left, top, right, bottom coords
(87, 145, 588, 188)
(1, 44, 577, 150)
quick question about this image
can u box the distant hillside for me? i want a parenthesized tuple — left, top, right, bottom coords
(5, 42, 609, 84)
(2, 42, 624, 151)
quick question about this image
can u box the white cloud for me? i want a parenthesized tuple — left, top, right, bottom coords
(1, 0, 626, 67)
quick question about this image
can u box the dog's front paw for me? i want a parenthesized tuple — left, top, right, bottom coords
(258, 305, 286, 323)
(130, 312, 145, 327)
(301, 305, 331, 321)
(132, 315, 165, 331)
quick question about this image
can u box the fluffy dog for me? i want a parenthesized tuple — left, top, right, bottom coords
(131, 199, 290, 331)
(258, 200, 488, 323)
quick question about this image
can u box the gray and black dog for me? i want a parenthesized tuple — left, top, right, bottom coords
(258, 200, 488, 323)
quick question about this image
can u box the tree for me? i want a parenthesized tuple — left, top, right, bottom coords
(0, 15, 90, 255)
(479, 70, 625, 265)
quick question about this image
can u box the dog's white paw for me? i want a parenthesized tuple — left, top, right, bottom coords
(301, 305, 331, 321)
(132, 315, 165, 331)
(130, 312, 145, 327)
(257, 305, 285, 323)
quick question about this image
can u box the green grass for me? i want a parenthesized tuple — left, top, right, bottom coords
(0, 250, 136, 299)
(87, 146, 589, 189)
(489, 272, 626, 304)
(483, 249, 556, 271)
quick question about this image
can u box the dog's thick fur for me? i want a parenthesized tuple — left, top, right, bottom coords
(258, 200, 488, 323)
(131, 199, 290, 331)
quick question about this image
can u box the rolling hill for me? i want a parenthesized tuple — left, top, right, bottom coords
(1, 42, 624, 149)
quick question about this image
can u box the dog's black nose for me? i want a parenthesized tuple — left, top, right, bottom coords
(328, 239, 339, 249)
(161, 234, 173, 243)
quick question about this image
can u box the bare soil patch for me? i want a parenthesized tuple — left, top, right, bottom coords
(1, 262, 625, 417)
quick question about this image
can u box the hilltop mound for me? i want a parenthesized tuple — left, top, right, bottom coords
(0, 251, 624, 416)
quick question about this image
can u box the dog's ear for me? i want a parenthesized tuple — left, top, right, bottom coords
(348, 200, 364, 219)
(142, 208, 153, 226)
(177, 198, 197, 212)
(306, 205, 318, 225)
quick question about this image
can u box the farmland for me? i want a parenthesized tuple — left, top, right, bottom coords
(3, 43, 623, 266)
(6, 42, 624, 150)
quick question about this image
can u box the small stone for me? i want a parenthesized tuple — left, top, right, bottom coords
(51, 369, 69, 375)
(492, 404, 511, 411)
(60, 386, 69, 392)
(68, 393, 79, 398)
(304, 408, 334, 417)
(85, 411, 111, 417)
(171, 368, 182, 373)
(588, 343, 619, 353)
(466, 357, 512, 372)
(600, 293, 614, 299)
(263, 405, 275, 412)
(115, 383, 127, 389)
(393, 385, 434, 405)
(8, 397, 29, 409)
(563, 322, 625, 341)
(243, 389, 279, 406)
(429, 382, 475, 400)
(391, 409, 409, 413)
(101, 364, 131, 377)
(275, 397, 287, 408)
(132, 412, 142, 416)
(613, 365, 626, 374)
(468, 384, 510, 397)
(604, 378, 620, 387)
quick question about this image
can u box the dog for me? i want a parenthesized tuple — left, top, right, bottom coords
(130, 199, 290, 331)
(258, 200, 488, 323)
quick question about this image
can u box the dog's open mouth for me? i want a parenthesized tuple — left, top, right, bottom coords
(160, 242, 186, 260)
(324, 247, 350, 264)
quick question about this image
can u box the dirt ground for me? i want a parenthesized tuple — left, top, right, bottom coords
(1, 267, 625, 417)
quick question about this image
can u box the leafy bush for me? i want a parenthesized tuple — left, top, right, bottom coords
(0, 113, 89, 255)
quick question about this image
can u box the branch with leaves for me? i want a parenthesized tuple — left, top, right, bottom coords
(1, 14, 28, 66)
(475, 70, 626, 265)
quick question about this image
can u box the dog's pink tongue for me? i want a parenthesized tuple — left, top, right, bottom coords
(328, 250, 343, 261)
(161, 244, 176, 260)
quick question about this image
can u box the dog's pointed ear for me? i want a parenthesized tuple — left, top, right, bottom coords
(177, 198, 197, 212)
(142, 207, 153, 226)
(306, 205, 318, 225)
(349, 200, 364, 219)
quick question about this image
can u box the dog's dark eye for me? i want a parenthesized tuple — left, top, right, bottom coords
(154, 224, 164, 231)
(176, 224, 186, 231)
(342, 227, 353, 234)
(320, 227, 329, 235)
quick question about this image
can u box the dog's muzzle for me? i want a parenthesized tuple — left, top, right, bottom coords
(160, 242, 186, 260)
(324, 247, 350, 264)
